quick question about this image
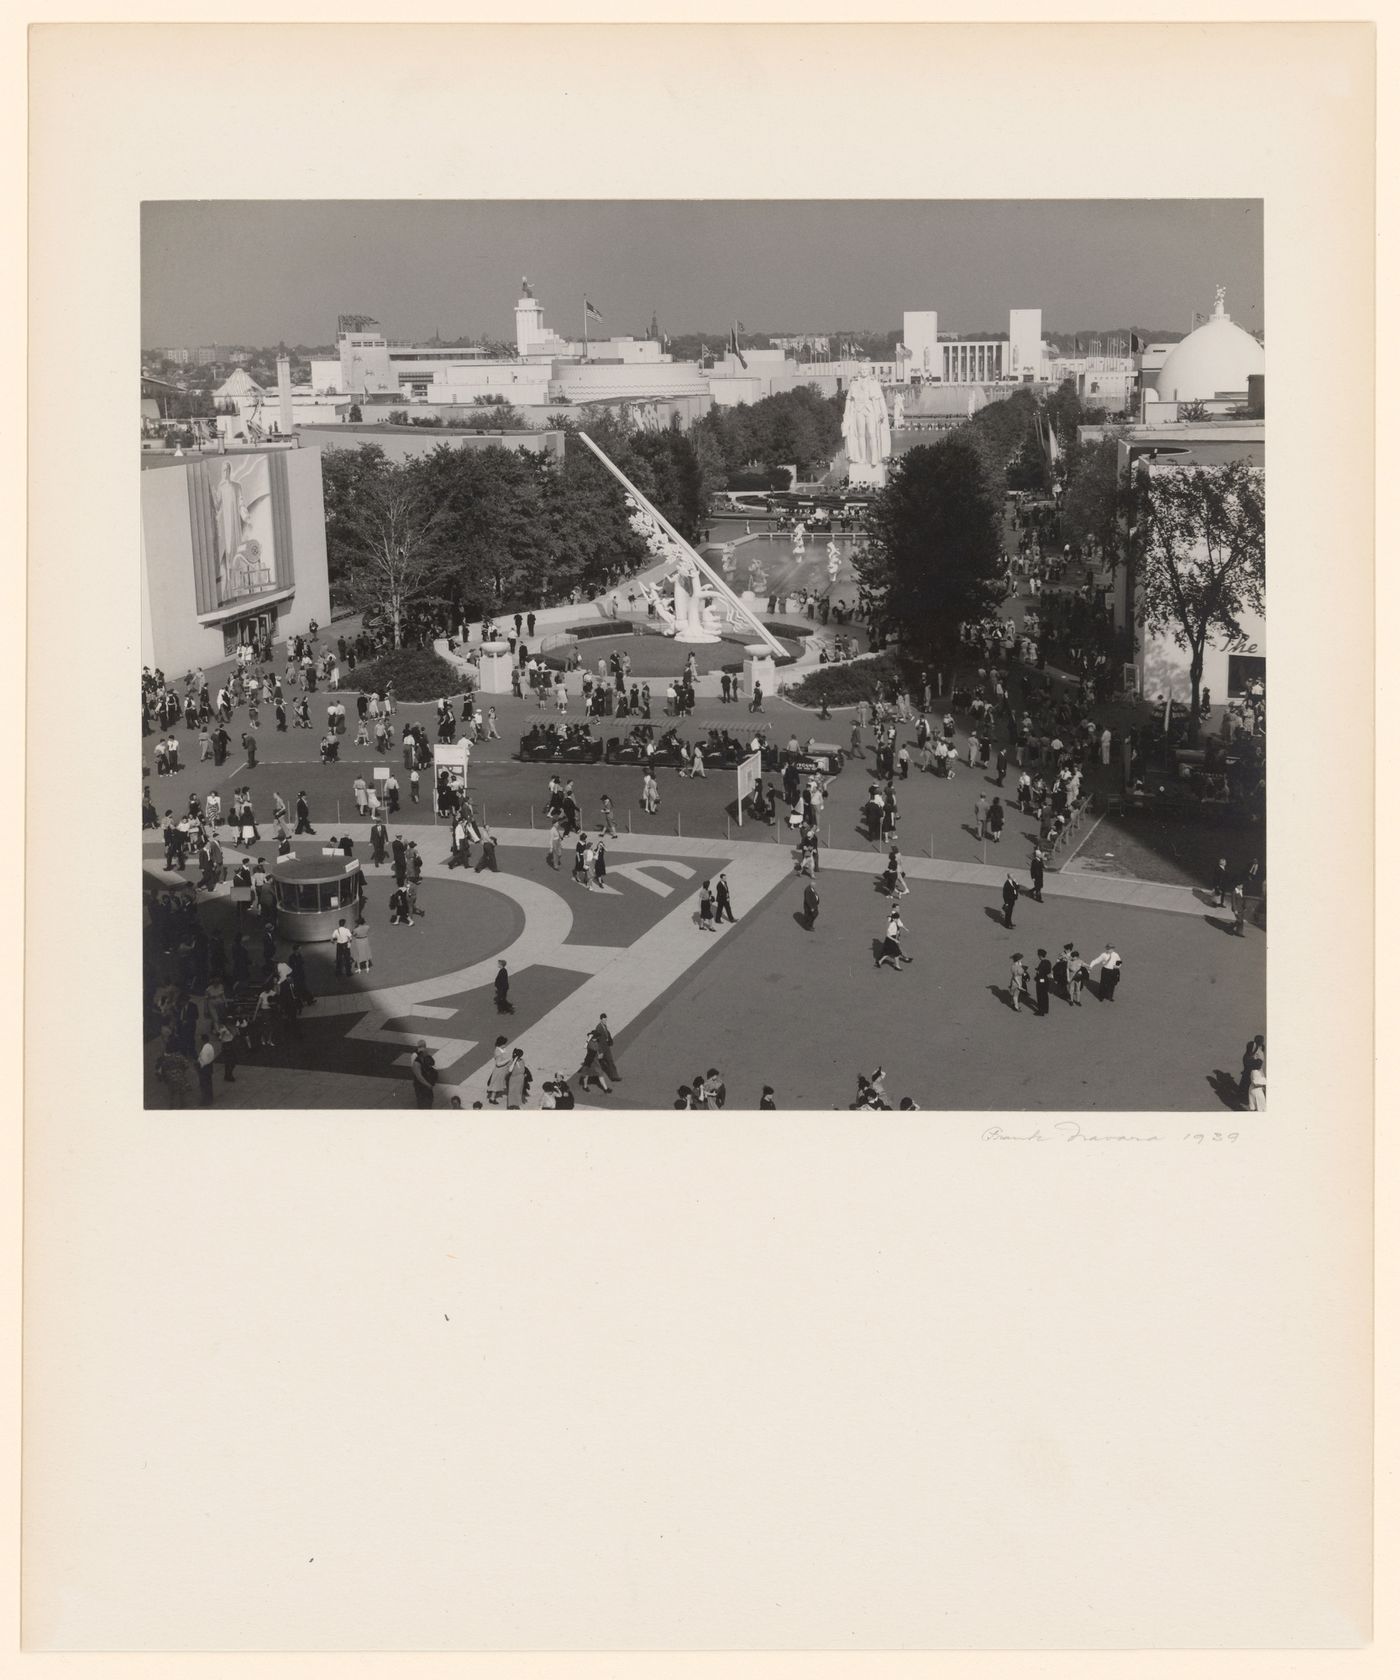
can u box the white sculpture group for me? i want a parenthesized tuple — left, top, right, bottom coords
(626, 499, 735, 644)
(641, 558, 729, 644)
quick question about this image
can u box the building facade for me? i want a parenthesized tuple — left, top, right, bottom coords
(140, 445, 332, 672)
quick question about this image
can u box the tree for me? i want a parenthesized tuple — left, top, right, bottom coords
(336, 463, 453, 647)
(412, 443, 552, 613)
(320, 443, 390, 586)
(1061, 434, 1128, 565)
(856, 435, 1006, 662)
(1134, 459, 1265, 737)
(691, 423, 728, 507)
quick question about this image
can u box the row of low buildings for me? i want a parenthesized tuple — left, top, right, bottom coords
(151, 282, 1263, 451)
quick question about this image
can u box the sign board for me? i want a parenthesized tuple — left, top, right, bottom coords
(433, 742, 469, 781)
(735, 750, 763, 827)
(761, 745, 846, 777)
(372, 764, 391, 782)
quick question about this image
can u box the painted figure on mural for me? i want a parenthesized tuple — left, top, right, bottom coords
(209, 459, 272, 604)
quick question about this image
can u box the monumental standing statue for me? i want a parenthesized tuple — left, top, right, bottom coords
(841, 366, 893, 487)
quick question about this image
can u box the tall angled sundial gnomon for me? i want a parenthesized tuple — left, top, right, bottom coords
(577, 429, 787, 657)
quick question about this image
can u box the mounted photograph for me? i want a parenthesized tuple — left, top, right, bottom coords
(140, 199, 1266, 1112)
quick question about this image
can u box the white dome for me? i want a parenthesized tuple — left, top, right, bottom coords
(1156, 300, 1263, 402)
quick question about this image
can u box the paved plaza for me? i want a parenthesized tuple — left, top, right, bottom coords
(144, 715, 1265, 1111)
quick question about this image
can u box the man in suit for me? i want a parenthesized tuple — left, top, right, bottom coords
(294, 792, 315, 834)
(391, 834, 408, 887)
(802, 881, 820, 930)
(714, 873, 736, 924)
(1002, 873, 1019, 929)
(1030, 845, 1046, 902)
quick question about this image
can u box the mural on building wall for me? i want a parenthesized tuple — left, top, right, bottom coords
(189, 453, 294, 616)
(210, 457, 275, 603)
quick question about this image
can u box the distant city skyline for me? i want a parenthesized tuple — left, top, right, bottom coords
(142, 200, 1262, 349)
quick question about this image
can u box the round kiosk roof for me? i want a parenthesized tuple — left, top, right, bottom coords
(270, 855, 362, 882)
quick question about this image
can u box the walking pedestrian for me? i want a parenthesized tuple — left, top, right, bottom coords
(876, 908, 911, 971)
(802, 880, 820, 930)
(1030, 846, 1046, 902)
(714, 872, 736, 923)
(1009, 952, 1030, 1011)
(1089, 943, 1123, 1001)
(1002, 873, 1020, 929)
(485, 1036, 510, 1104)
(698, 881, 716, 931)
(494, 958, 512, 1013)
(332, 917, 353, 977)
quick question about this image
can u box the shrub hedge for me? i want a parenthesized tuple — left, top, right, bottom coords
(341, 646, 464, 702)
(784, 653, 906, 708)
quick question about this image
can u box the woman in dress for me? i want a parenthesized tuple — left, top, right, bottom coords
(350, 916, 373, 973)
(875, 909, 910, 971)
(485, 1036, 510, 1106)
(504, 1048, 532, 1110)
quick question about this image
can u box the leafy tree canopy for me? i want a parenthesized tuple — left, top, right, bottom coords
(856, 434, 1007, 661)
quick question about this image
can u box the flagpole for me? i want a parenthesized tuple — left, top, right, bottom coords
(583, 301, 588, 363)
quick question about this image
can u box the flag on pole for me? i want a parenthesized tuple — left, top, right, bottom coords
(585, 299, 603, 323)
(728, 323, 747, 369)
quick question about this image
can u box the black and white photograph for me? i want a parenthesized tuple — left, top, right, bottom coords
(140, 198, 1267, 1112)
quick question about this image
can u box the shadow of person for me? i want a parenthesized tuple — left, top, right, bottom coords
(793, 910, 812, 931)
(961, 824, 981, 841)
(983, 905, 1007, 925)
(1207, 1070, 1244, 1111)
(1203, 914, 1240, 935)
(987, 983, 1018, 1011)
(870, 936, 885, 963)
(1194, 887, 1221, 907)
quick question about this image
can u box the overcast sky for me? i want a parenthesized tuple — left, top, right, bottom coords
(142, 200, 1262, 347)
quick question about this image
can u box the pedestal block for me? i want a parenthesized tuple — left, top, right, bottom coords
(477, 640, 513, 694)
(743, 646, 777, 699)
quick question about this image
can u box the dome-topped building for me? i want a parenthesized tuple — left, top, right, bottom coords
(1154, 286, 1263, 403)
